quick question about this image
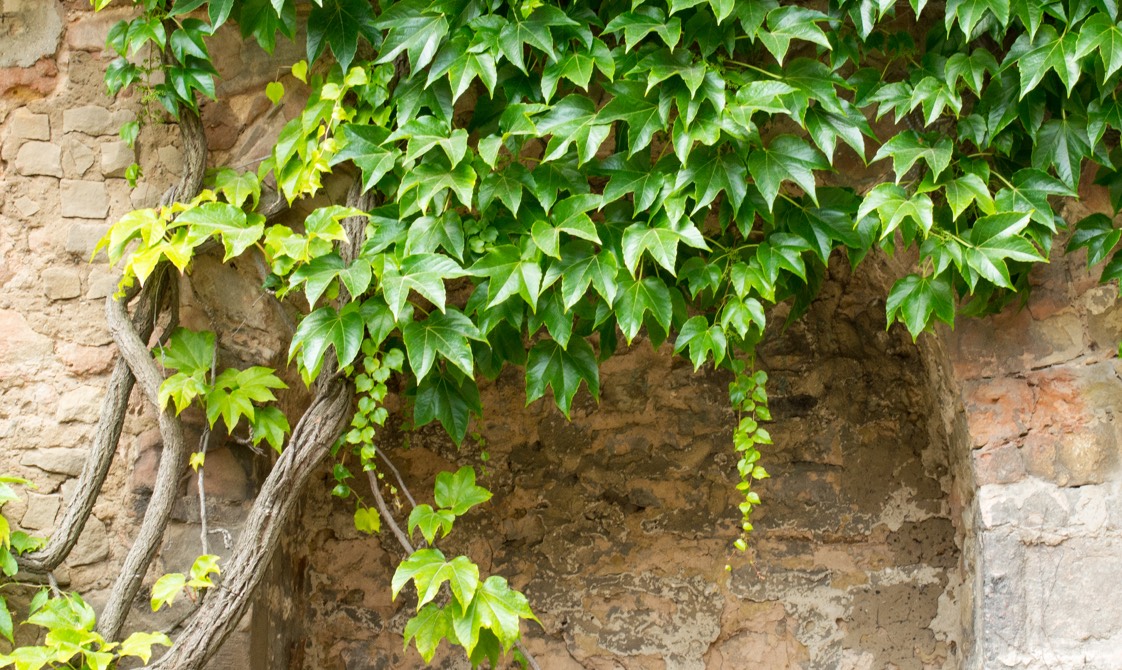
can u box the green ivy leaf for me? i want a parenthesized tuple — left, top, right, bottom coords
(307, 0, 379, 71)
(614, 276, 673, 343)
(332, 124, 401, 193)
(1068, 213, 1122, 266)
(872, 132, 953, 183)
(747, 135, 829, 210)
(673, 316, 727, 370)
(886, 273, 955, 338)
(449, 575, 538, 655)
(154, 328, 215, 376)
(402, 309, 483, 382)
(414, 368, 482, 443)
(408, 504, 456, 544)
(379, 253, 465, 321)
(434, 467, 493, 516)
(536, 96, 611, 165)
(289, 301, 367, 375)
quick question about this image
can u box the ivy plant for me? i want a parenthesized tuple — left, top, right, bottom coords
(59, 0, 1122, 665)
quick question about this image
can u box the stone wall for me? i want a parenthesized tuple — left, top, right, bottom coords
(1, 3, 1121, 669)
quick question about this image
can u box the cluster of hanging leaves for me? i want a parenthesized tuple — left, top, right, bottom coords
(106, 0, 1120, 437)
(93, 0, 1122, 662)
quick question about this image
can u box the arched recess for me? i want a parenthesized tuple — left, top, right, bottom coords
(250, 255, 979, 670)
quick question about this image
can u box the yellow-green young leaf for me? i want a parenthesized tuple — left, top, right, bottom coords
(190, 554, 221, 582)
(117, 631, 172, 663)
(291, 60, 308, 83)
(354, 506, 381, 535)
(213, 168, 262, 209)
(266, 81, 285, 104)
(0, 595, 12, 643)
(189, 451, 206, 471)
(150, 573, 187, 611)
(177, 202, 265, 262)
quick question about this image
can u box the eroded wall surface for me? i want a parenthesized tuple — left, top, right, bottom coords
(260, 264, 966, 670)
(0, 4, 1120, 670)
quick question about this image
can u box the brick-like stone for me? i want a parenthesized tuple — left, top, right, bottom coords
(56, 342, 114, 376)
(62, 105, 114, 136)
(56, 385, 102, 423)
(42, 266, 81, 301)
(0, 1, 64, 69)
(69, 515, 109, 567)
(13, 196, 41, 218)
(7, 108, 50, 141)
(84, 269, 117, 299)
(15, 140, 62, 177)
(0, 309, 53, 370)
(100, 139, 133, 177)
(59, 180, 109, 219)
(66, 222, 110, 257)
(62, 136, 96, 177)
(21, 493, 60, 531)
(20, 447, 87, 477)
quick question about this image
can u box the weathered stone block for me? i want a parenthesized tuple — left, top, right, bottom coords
(62, 105, 114, 136)
(21, 492, 60, 531)
(42, 266, 81, 301)
(20, 447, 86, 477)
(0, 309, 53, 369)
(62, 136, 96, 177)
(13, 196, 41, 219)
(59, 180, 109, 219)
(15, 140, 62, 177)
(100, 139, 133, 177)
(7, 108, 50, 141)
(56, 342, 114, 376)
(56, 385, 103, 423)
(66, 222, 110, 257)
(0, 1, 64, 68)
(69, 515, 109, 567)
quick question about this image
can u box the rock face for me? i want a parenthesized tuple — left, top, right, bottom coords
(258, 266, 968, 669)
(1, 6, 1120, 670)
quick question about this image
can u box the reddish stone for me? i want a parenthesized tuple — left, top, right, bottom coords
(973, 442, 1025, 486)
(963, 378, 1033, 448)
(0, 58, 59, 100)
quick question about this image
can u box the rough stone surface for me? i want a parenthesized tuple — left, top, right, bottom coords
(100, 140, 133, 177)
(15, 141, 62, 177)
(69, 515, 109, 567)
(42, 266, 82, 301)
(0, 0, 64, 68)
(62, 105, 114, 137)
(59, 180, 109, 219)
(20, 447, 87, 477)
(56, 385, 103, 423)
(7, 108, 51, 141)
(260, 266, 966, 670)
(21, 492, 60, 530)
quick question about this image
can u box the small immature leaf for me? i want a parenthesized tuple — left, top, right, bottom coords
(151, 573, 187, 611)
(434, 466, 493, 516)
(408, 504, 455, 543)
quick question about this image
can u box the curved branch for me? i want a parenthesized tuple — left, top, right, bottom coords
(17, 279, 165, 573)
(147, 377, 353, 670)
(97, 99, 208, 640)
(97, 284, 189, 641)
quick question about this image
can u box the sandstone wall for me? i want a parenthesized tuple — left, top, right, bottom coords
(1, 3, 1120, 670)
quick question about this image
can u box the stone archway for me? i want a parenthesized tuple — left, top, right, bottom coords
(255, 258, 975, 669)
